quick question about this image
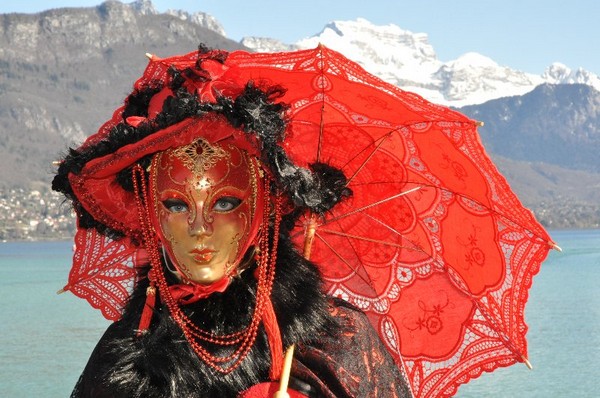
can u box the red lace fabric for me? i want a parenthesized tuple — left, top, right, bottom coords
(61, 228, 141, 320)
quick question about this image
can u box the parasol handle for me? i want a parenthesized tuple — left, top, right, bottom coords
(303, 215, 318, 260)
(272, 216, 318, 397)
(273, 344, 295, 398)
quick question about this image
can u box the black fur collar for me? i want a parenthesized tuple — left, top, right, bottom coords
(80, 234, 336, 397)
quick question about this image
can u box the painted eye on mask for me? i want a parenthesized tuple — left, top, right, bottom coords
(213, 196, 242, 212)
(163, 198, 189, 213)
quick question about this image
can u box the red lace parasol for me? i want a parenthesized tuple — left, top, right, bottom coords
(60, 45, 555, 397)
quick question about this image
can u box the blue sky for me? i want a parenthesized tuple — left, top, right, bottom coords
(2, 0, 598, 75)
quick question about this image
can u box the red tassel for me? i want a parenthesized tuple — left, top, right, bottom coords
(262, 297, 283, 380)
(137, 284, 156, 337)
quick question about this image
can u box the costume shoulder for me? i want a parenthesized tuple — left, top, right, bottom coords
(70, 309, 210, 398)
(70, 287, 275, 398)
(293, 298, 413, 398)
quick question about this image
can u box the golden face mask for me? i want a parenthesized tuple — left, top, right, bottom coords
(149, 138, 263, 286)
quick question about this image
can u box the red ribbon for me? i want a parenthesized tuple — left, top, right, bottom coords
(168, 277, 230, 305)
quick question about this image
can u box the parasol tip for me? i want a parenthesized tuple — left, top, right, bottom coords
(145, 53, 163, 62)
(522, 355, 533, 370)
(476, 120, 485, 127)
(52, 160, 63, 166)
(57, 285, 69, 295)
(551, 242, 563, 252)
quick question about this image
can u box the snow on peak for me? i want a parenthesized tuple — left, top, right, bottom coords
(542, 62, 571, 82)
(542, 62, 581, 84)
(447, 52, 499, 69)
(297, 18, 437, 65)
(431, 52, 543, 105)
(316, 18, 420, 41)
(294, 18, 440, 90)
(542, 63, 600, 91)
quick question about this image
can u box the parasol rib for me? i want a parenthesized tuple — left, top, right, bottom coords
(331, 116, 556, 250)
(362, 211, 428, 254)
(315, 230, 363, 277)
(316, 229, 383, 295)
(349, 179, 557, 249)
(316, 44, 325, 163)
(319, 228, 417, 251)
(340, 127, 402, 176)
(317, 208, 391, 295)
(346, 132, 393, 186)
(323, 186, 421, 226)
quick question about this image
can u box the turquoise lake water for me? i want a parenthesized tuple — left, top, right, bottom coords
(0, 229, 598, 397)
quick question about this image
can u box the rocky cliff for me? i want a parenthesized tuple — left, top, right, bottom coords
(0, 0, 244, 187)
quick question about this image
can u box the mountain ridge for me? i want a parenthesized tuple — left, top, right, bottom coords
(459, 83, 600, 173)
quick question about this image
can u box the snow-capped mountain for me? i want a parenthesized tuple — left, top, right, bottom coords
(241, 18, 599, 107)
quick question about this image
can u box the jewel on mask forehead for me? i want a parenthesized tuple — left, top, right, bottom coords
(195, 177, 212, 190)
(169, 138, 229, 180)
